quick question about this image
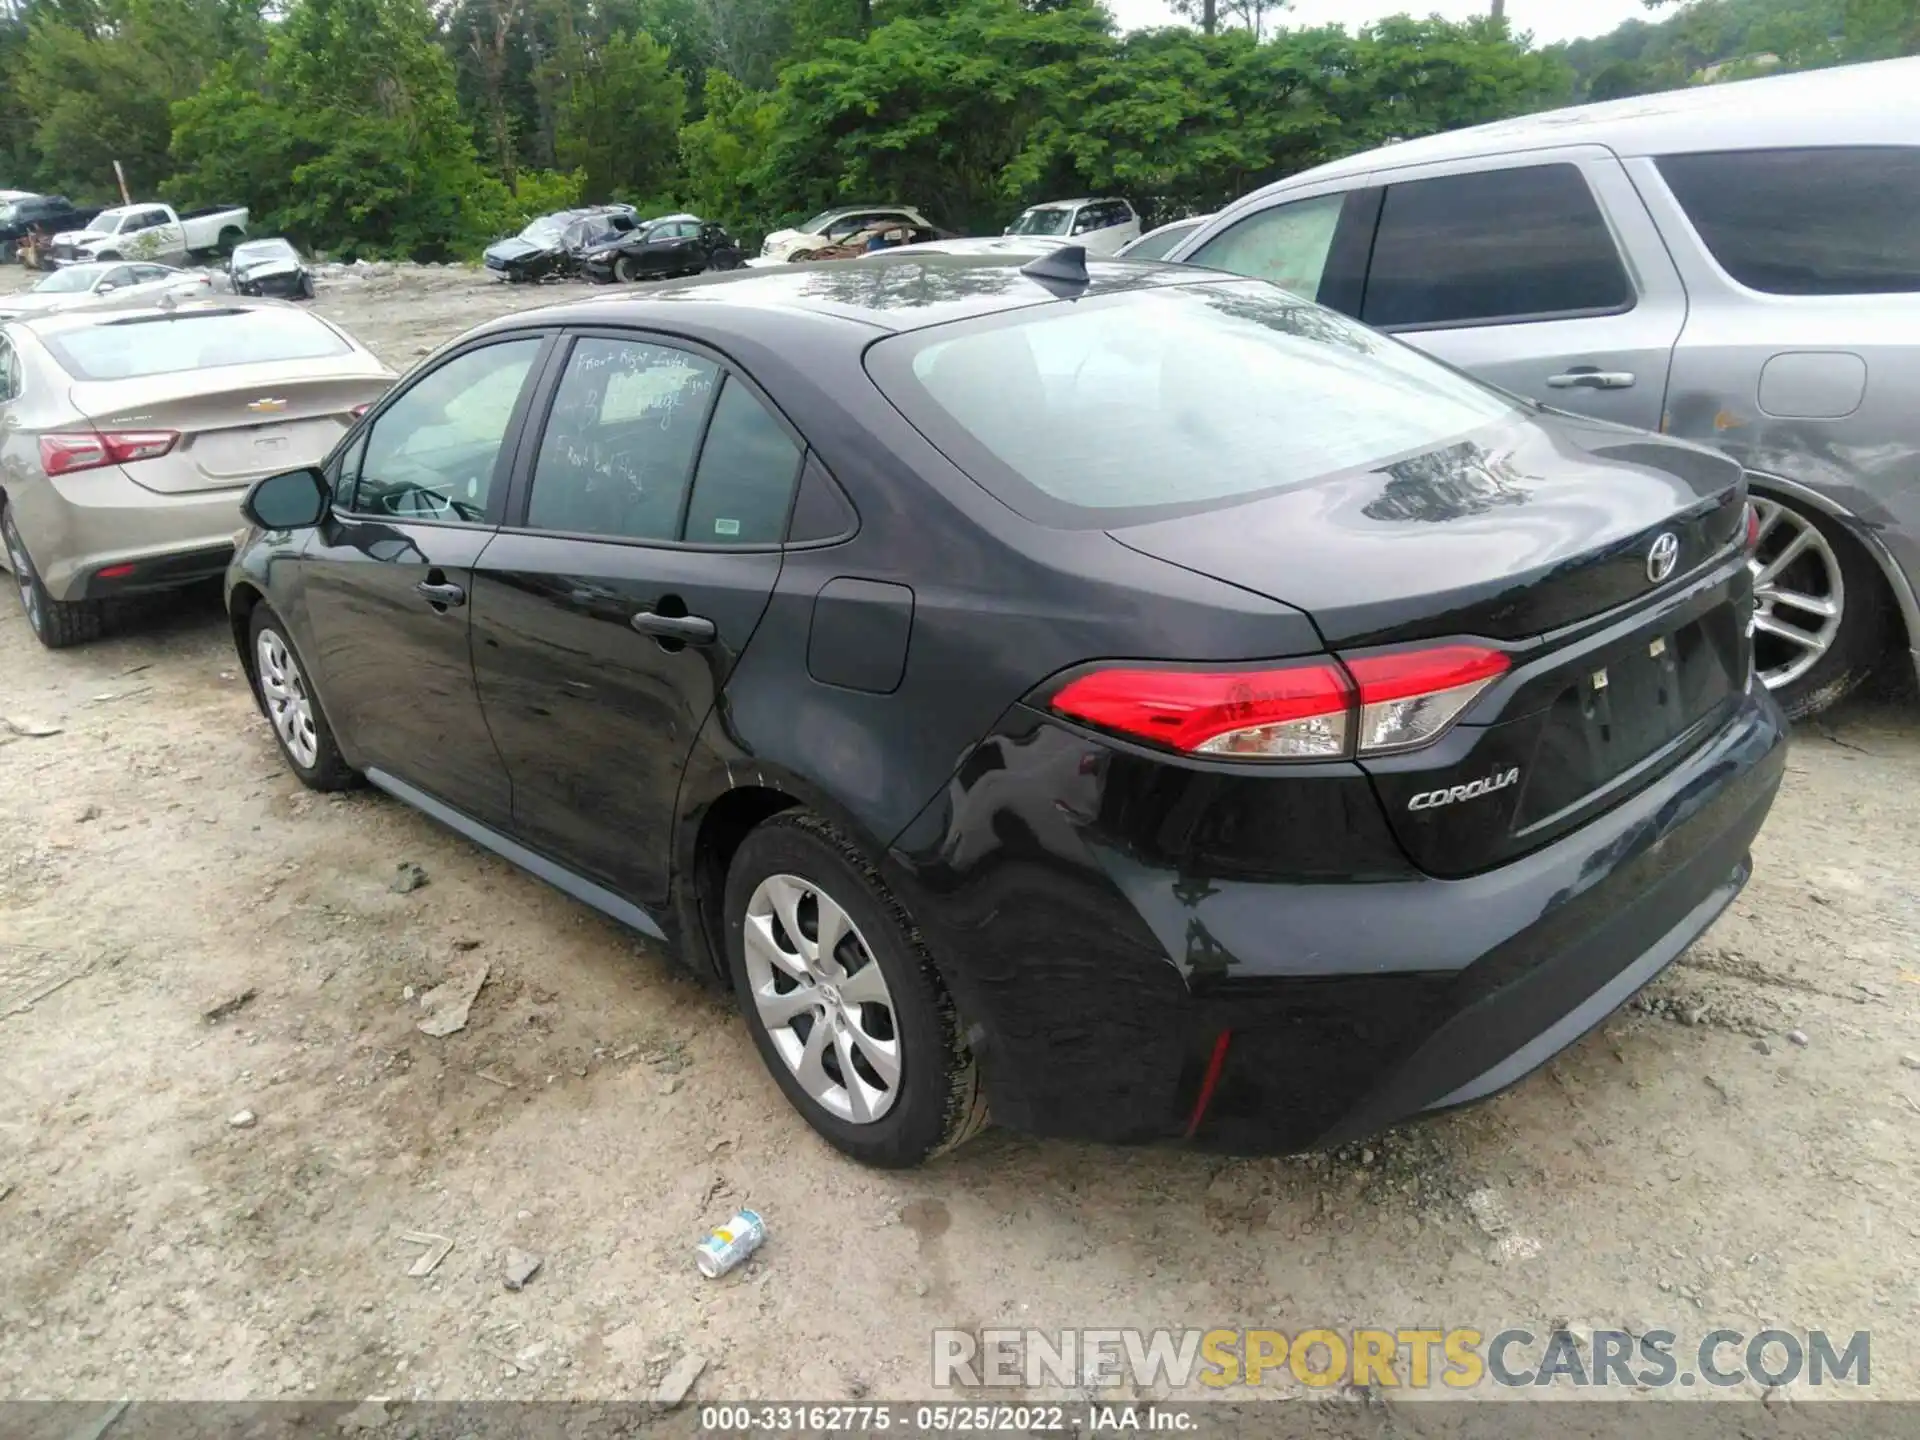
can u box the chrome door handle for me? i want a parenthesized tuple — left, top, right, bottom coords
(1546, 370, 1636, 390)
(631, 609, 716, 644)
(416, 580, 466, 608)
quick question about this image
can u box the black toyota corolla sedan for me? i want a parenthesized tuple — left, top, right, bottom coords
(225, 249, 1786, 1167)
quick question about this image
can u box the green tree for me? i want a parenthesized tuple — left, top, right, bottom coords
(549, 28, 687, 203)
(679, 69, 782, 235)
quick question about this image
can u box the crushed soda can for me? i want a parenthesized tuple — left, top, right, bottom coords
(695, 1208, 765, 1278)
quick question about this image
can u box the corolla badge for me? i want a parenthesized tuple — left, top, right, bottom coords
(1646, 531, 1680, 584)
(1408, 768, 1521, 812)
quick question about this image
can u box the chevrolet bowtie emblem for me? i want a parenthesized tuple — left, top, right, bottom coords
(247, 397, 288, 413)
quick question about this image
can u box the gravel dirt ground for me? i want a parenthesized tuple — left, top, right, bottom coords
(2, 262, 1919, 1410)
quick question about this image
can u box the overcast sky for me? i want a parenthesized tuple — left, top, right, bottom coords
(1103, 0, 1653, 47)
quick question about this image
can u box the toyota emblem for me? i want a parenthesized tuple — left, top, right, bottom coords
(1646, 532, 1680, 584)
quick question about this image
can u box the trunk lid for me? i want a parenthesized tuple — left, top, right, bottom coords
(1111, 413, 1753, 877)
(70, 360, 392, 495)
(1110, 412, 1744, 648)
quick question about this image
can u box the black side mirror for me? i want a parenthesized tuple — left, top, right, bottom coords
(242, 466, 330, 530)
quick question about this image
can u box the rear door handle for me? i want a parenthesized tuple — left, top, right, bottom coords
(1546, 369, 1636, 390)
(631, 609, 716, 644)
(416, 580, 466, 608)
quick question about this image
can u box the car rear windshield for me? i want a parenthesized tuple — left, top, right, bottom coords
(41, 308, 351, 380)
(866, 281, 1518, 526)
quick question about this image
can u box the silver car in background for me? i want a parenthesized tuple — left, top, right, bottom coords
(1170, 56, 1920, 718)
(0, 299, 394, 647)
(0, 261, 211, 319)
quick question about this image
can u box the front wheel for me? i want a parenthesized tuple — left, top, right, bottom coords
(3, 501, 102, 648)
(724, 812, 986, 1168)
(1749, 493, 1888, 720)
(249, 604, 358, 790)
(613, 255, 640, 284)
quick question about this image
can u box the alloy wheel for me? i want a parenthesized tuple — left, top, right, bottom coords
(742, 873, 902, 1124)
(3, 511, 42, 636)
(1748, 497, 1845, 693)
(256, 627, 320, 768)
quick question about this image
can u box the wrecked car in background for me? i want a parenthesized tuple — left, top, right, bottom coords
(49, 201, 249, 265)
(581, 214, 744, 283)
(229, 238, 313, 299)
(752, 205, 941, 265)
(0, 261, 211, 318)
(483, 206, 638, 283)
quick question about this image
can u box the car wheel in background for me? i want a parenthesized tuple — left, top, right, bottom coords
(297, 274, 314, 300)
(723, 811, 987, 1168)
(1749, 492, 1888, 720)
(2, 501, 103, 649)
(249, 603, 358, 790)
(613, 255, 641, 284)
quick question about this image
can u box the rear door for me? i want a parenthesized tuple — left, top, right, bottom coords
(469, 330, 804, 903)
(1352, 151, 1684, 433)
(300, 332, 552, 828)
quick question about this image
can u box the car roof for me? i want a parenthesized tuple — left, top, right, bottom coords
(484, 250, 1214, 338)
(1238, 55, 1920, 209)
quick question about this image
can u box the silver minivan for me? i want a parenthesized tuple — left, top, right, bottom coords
(1170, 57, 1920, 719)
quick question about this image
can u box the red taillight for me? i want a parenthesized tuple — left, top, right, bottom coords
(1743, 501, 1761, 553)
(1050, 660, 1353, 759)
(1345, 645, 1510, 756)
(350, 403, 372, 419)
(39, 430, 179, 476)
(1048, 643, 1509, 762)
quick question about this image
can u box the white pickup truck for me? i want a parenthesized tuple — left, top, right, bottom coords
(48, 201, 248, 266)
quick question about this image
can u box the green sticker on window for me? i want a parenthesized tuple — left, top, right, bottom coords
(714, 517, 740, 536)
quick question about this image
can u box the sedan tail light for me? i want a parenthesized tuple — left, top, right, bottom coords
(1048, 643, 1509, 762)
(1742, 500, 1761, 553)
(39, 430, 180, 476)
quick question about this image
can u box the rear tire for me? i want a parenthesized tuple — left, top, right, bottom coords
(248, 603, 358, 791)
(2, 501, 103, 649)
(1749, 492, 1889, 720)
(724, 811, 986, 1168)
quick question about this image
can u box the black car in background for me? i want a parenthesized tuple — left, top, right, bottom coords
(582, 213, 743, 283)
(225, 251, 1785, 1168)
(0, 193, 93, 262)
(484, 206, 638, 282)
(229, 237, 313, 298)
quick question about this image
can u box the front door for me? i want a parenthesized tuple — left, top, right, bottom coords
(1352, 155, 1685, 434)
(301, 333, 550, 829)
(470, 333, 804, 902)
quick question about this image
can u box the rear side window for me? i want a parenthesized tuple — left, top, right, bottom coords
(1187, 193, 1345, 301)
(526, 337, 719, 542)
(867, 281, 1516, 527)
(1361, 163, 1632, 329)
(683, 377, 803, 545)
(41, 309, 351, 380)
(1657, 147, 1920, 295)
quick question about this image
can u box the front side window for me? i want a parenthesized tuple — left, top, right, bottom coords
(1187, 193, 1344, 302)
(526, 338, 719, 542)
(683, 377, 803, 545)
(1010, 206, 1073, 237)
(867, 281, 1517, 527)
(1361, 163, 1631, 329)
(348, 338, 540, 522)
(1657, 147, 1920, 295)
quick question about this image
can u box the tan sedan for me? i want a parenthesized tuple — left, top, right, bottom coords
(0, 297, 394, 646)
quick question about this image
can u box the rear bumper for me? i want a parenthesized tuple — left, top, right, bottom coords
(887, 680, 1787, 1154)
(5, 467, 248, 601)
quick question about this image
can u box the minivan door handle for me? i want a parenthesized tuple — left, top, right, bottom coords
(416, 579, 466, 608)
(1546, 369, 1636, 390)
(631, 609, 716, 644)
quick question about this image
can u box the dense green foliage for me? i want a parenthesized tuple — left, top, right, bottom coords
(1, 0, 1916, 259)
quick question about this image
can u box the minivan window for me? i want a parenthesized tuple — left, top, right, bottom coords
(1657, 147, 1920, 295)
(868, 281, 1517, 527)
(1187, 193, 1344, 301)
(1361, 163, 1632, 330)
